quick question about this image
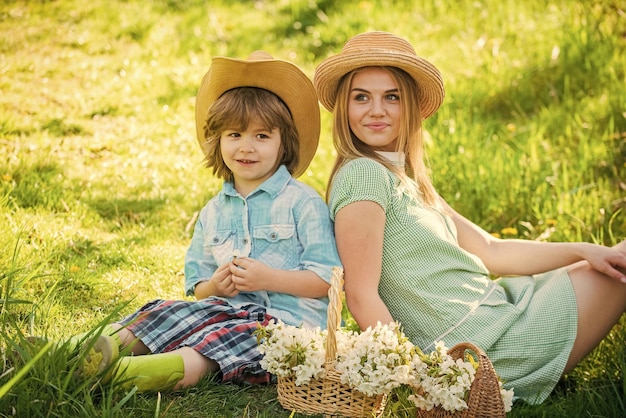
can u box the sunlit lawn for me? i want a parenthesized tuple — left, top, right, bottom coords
(1, 0, 624, 417)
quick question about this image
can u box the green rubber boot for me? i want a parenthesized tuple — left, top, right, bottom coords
(78, 334, 120, 378)
(65, 325, 122, 353)
(113, 352, 185, 392)
(79, 339, 184, 392)
(9, 327, 122, 368)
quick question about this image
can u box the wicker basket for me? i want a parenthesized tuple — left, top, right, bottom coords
(415, 342, 506, 418)
(276, 267, 387, 417)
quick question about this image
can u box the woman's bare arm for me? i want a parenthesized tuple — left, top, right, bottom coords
(334, 200, 394, 329)
(442, 198, 626, 281)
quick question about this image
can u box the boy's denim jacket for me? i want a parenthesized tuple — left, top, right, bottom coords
(184, 165, 341, 328)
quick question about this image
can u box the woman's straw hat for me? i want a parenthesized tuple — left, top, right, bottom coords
(314, 32, 445, 119)
(195, 51, 320, 178)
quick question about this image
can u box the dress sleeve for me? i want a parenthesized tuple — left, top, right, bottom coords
(328, 158, 397, 220)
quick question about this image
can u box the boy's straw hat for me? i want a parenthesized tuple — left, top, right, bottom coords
(195, 51, 320, 178)
(314, 31, 445, 119)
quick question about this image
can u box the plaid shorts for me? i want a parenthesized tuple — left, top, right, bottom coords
(117, 298, 274, 384)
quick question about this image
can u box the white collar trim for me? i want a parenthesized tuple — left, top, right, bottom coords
(375, 151, 405, 167)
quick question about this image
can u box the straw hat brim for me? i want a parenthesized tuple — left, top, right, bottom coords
(314, 50, 444, 119)
(195, 53, 320, 178)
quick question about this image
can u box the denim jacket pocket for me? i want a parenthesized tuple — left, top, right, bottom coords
(205, 229, 235, 266)
(252, 224, 297, 267)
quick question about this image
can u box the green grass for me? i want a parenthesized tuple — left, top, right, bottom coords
(1, 0, 625, 416)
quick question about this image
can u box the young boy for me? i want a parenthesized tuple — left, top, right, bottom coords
(78, 51, 341, 392)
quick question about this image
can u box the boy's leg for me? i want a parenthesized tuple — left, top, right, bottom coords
(74, 325, 152, 379)
(67, 323, 150, 355)
(113, 352, 186, 391)
(81, 346, 215, 392)
(65, 324, 123, 352)
(174, 346, 219, 389)
(80, 334, 119, 376)
(103, 323, 150, 355)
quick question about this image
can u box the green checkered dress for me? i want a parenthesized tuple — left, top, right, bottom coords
(329, 158, 577, 404)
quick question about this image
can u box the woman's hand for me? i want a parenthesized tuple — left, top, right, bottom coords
(579, 243, 626, 283)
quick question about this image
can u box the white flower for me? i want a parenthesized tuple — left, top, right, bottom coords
(256, 321, 326, 385)
(500, 381, 515, 412)
(408, 341, 475, 412)
(335, 322, 414, 396)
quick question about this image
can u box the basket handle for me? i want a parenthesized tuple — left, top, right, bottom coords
(447, 341, 507, 417)
(324, 267, 343, 367)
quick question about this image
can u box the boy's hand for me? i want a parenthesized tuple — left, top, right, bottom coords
(209, 263, 240, 297)
(229, 257, 272, 292)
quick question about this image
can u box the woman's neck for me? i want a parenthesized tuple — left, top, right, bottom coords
(375, 151, 405, 167)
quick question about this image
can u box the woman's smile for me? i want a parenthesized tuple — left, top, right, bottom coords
(348, 67, 401, 151)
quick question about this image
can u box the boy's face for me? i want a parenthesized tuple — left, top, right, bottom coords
(220, 120, 283, 197)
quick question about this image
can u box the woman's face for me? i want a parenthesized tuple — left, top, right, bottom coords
(347, 67, 401, 151)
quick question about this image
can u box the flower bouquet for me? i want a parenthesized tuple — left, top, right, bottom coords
(410, 341, 513, 418)
(256, 267, 390, 417)
(255, 268, 514, 417)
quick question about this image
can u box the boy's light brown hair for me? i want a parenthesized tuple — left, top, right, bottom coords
(202, 87, 299, 182)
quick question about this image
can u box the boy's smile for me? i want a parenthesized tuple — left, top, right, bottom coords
(220, 120, 282, 197)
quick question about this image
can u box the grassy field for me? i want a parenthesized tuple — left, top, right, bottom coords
(1, 0, 625, 416)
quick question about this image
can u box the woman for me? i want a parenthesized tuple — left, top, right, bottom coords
(314, 31, 626, 404)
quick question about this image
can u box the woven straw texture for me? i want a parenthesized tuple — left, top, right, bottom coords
(313, 31, 444, 118)
(415, 342, 506, 418)
(276, 267, 387, 417)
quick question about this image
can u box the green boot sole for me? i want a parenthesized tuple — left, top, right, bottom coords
(79, 334, 120, 379)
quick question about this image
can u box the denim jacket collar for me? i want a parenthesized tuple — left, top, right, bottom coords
(222, 165, 290, 199)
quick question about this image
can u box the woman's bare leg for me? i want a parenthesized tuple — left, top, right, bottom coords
(564, 240, 626, 372)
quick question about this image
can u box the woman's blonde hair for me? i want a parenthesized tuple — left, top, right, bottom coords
(326, 66, 437, 206)
(202, 87, 300, 182)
